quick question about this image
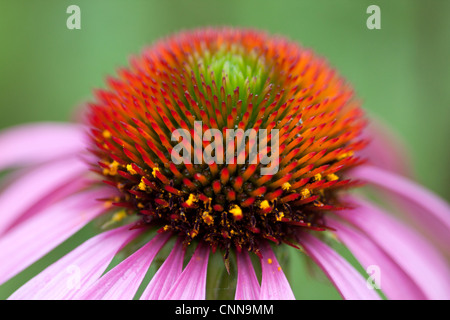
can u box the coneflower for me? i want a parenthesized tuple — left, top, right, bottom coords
(0, 28, 449, 300)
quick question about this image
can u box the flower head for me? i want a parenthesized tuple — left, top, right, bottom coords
(0, 28, 449, 300)
(87, 28, 365, 260)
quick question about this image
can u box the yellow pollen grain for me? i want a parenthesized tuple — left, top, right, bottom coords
(103, 200, 113, 209)
(206, 197, 213, 211)
(229, 204, 243, 220)
(202, 211, 214, 225)
(276, 211, 284, 221)
(127, 164, 137, 175)
(190, 229, 199, 238)
(337, 150, 354, 160)
(102, 130, 111, 139)
(138, 177, 147, 191)
(326, 173, 339, 181)
(111, 210, 127, 222)
(300, 188, 311, 199)
(259, 200, 270, 210)
(267, 258, 273, 264)
(314, 173, 322, 181)
(281, 182, 291, 191)
(152, 166, 160, 178)
(277, 266, 282, 271)
(103, 160, 119, 176)
(314, 200, 324, 207)
(101, 209, 127, 229)
(186, 193, 198, 206)
(110, 161, 119, 175)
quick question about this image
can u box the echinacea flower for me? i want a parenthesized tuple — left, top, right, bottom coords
(0, 28, 449, 300)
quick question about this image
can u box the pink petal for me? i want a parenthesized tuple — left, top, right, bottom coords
(0, 188, 109, 285)
(259, 242, 295, 300)
(235, 250, 260, 300)
(327, 217, 427, 300)
(298, 232, 382, 300)
(78, 232, 171, 300)
(140, 238, 185, 300)
(164, 243, 210, 300)
(0, 122, 86, 171)
(350, 165, 450, 245)
(0, 157, 89, 235)
(337, 196, 450, 299)
(8, 224, 142, 300)
(358, 121, 412, 176)
(382, 194, 450, 254)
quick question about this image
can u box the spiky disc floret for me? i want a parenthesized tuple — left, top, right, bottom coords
(87, 28, 367, 256)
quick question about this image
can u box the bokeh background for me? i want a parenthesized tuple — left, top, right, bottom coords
(0, 0, 449, 299)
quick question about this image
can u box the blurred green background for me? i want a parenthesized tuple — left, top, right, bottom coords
(0, 0, 449, 299)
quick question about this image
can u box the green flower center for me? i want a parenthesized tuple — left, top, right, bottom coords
(188, 45, 269, 99)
